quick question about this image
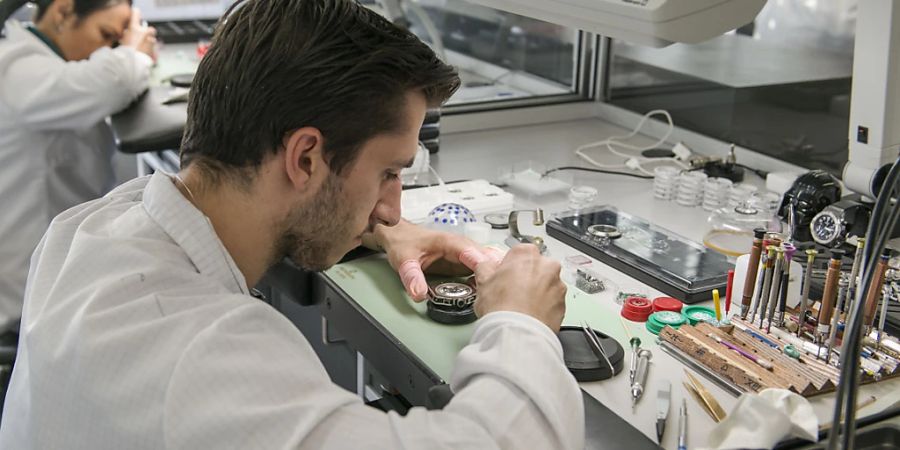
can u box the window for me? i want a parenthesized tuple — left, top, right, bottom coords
(606, 0, 856, 175)
(368, 0, 590, 108)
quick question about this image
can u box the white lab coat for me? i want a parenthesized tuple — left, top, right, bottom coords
(0, 172, 585, 449)
(0, 20, 152, 333)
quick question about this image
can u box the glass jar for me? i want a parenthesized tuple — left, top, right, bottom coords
(703, 199, 782, 257)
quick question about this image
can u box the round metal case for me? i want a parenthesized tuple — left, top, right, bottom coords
(587, 224, 622, 239)
(426, 281, 477, 325)
(811, 209, 842, 246)
(484, 213, 510, 229)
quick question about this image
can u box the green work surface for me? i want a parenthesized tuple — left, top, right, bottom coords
(152, 48, 200, 86)
(324, 253, 654, 382)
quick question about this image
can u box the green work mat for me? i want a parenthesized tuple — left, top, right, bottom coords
(324, 253, 654, 381)
(152, 51, 200, 86)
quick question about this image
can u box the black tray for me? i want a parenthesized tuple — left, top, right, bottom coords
(546, 205, 730, 303)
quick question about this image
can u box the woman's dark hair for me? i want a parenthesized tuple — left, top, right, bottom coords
(179, 0, 460, 180)
(34, 0, 131, 22)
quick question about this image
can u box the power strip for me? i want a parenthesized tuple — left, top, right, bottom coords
(401, 180, 515, 224)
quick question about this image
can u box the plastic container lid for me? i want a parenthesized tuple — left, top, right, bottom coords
(621, 296, 653, 322)
(682, 305, 717, 326)
(646, 311, 686, 335)
(652, 297, 684, 313)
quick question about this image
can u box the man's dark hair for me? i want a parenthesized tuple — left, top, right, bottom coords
(179, 0, 460, 180)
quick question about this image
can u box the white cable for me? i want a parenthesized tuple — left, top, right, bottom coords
(575, 109, 691, 176)
(428, 164, 445, 187)
(409, 142, 429, 185)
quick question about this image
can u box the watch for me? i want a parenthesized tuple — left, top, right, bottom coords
(427, 282, 476, 309)
(810, 199, 871, 247)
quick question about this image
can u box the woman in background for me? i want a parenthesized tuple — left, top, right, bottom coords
(0, 0, 157, 336)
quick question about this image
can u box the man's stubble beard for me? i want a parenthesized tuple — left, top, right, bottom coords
(274, 173, 354, 272)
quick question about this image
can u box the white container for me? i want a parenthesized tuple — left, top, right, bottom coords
(653, 166, 680, 200)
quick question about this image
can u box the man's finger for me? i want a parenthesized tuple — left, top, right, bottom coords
(457, 247, 489, 271)
(398, 259, 428, 301)
(484, 246, 505, 264)
(473, 256, 500, 284)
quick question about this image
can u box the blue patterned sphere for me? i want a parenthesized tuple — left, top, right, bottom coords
(427, 203, 477, 233)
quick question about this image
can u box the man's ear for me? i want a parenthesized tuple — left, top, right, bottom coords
(282, 127, 328, 192)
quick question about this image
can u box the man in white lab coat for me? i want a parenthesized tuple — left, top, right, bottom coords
(0, 0, 585, 448)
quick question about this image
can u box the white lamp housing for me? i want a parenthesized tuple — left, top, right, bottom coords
(462, 0, 765, 47)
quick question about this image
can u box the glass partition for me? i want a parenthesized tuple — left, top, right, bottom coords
(607, 0, 856, 175)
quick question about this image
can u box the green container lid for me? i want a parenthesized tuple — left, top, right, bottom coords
(646, 311, 686, 335)
(682, 305, 717, 326)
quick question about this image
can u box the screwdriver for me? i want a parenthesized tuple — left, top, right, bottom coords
(632, 349, 652, 410)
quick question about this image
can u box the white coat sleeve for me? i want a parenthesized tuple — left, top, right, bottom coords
(162, 303, 584, 450)
(0, 46, 152, 131)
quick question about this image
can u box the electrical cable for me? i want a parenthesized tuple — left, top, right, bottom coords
(828, 155, 900, 450)
(839, 200, 900, 449)
(427, 164, 445, 186)
(830, 166, 895, 448)
(735, 163, 769, 179)
(541, 166, 654, 180)
(574, 109, 691, 177)
(407, 143, 444, 187)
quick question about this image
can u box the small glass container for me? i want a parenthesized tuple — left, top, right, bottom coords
(653, 166, 680, 200)
(568, 185, 599, 210)
(728, 183, 758, 207)
(702, 177, 734, 211)
(703, 200, 780, 257)
(675, 171, 707, 207)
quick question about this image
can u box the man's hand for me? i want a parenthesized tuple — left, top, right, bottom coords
(121, 8, 158, 61)
(370, 220, 501, 301)
(474, 244, 566, 333)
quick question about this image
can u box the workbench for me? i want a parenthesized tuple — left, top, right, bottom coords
(111, 45, 900, 449)
(304, 119, 900, 449)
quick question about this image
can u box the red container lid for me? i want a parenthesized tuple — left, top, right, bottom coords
(652, 296, 684, 313)
(621, 296, 653, 322)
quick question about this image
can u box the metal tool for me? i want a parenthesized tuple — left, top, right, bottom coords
(764, 247, 785, 330)
(629, 337, 642, 385)
(726, 269, 735, 317)
(631, 348, 652, 409)
(877, 282, 895, 348)
(864, 251, 892, 335)
(660, 341, 743, 397)
(776, 243, 797, 328)
(748, 245, 769, 323)
(678, 399, 687, 450)
(505, 209, 546, 253)
(754, 246, 777, 324)
(656, 380, 671, 443)
(817, 249, 844, 355)
(741, 228, 767, 319)
(825, 274, 849, 364)
(798, 248, 818, 336)
(845, 238, 866, 313)
(684, 370, 727, 422)
(581, 321, 614, 375)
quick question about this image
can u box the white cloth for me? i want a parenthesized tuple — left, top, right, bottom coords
(702, 389, 818, 450)
(0, 20, 152, 333)
(0, 172, 585, 449)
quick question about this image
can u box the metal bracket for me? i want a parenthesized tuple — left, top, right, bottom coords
(505, 209, 547, 253)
